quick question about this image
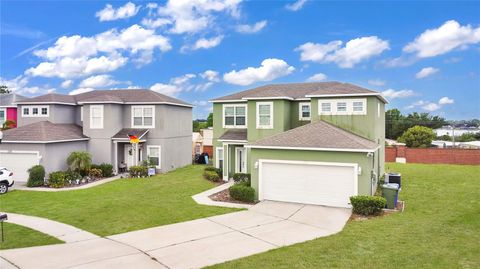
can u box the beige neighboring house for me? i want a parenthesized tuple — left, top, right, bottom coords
(200, 127, 213, 158)
(192, 132, 203, 157)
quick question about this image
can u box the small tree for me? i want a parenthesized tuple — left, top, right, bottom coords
(67, 151, 92, 176)
(207, 113, 213, 127)
(398, 126, 436, 148)
(0, 85, 10, 94)
(2, 120, 16, 130)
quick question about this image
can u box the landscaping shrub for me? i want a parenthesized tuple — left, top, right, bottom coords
(48, 171, 68, 188)
(67, 151, 92, 176)
(129, 166, 148, 178)
(203, 170, 220, 182)
(350, 195, 387, 216)
(229, 183, 255, 202)
(204, 166, 216, 172)
(65, 170, 82, 184)
(98, 163, 113, 177)
(27, 165, 45, 187)
(88, 168, 102, 180)
(398, 125, 436, 148)
(233, 173, 251, 184)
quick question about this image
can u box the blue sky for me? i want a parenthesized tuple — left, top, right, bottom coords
(1, 0, 479, 119)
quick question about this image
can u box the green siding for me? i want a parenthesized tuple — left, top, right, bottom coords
(249, 148, 374, 199)
(290, 101, 311, 128)
(246, 100, 291, 142)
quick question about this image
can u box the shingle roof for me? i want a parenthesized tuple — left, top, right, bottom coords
(16, 89, 192, 107)
(219, 129, 248, 141)
(211, 82, 386, 102)
(2, 121, 89, 143)
(0, 93, 27, 107)
(248, 121, 378, 151)
(112, 128, 149, 139)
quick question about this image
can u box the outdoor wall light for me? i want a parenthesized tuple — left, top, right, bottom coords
(366, 152, 374, 157)
(254, 161, 259, 169)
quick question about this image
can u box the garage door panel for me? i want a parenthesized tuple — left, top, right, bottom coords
(0, 152, 39, 182)
(261, 161, 356, 208)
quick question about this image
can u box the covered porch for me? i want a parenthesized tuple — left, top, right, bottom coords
(112, 128, 149, 173)
(217, 129, 249, 181)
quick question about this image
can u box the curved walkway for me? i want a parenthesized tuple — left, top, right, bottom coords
(192, 180, 253, 209)
(12, 174, 125, 192)
(3, 213, 98, 243)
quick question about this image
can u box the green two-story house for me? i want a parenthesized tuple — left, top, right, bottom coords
(210, 82, 387, 208)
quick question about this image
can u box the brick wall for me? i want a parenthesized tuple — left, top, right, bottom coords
(203, 145, 213, 159)
(386, 145, 480, 165)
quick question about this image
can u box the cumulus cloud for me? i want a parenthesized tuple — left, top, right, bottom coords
(0, 75, 55, 95)
(295, 36, 389, 68)
(151, 70, 220, 96)
(404, 20, 480, 58)
(79, 74, 119, 88)
(381, 89, 416, 100)
(406, 97, 454, 111)
(96, 2, 140, 22)
(285, 0, 308, 11)
(61, 80, 73, 89)
(368, 79, 386, 86)
(69, 87, 95, 95)
(439, 96, 454, 105)
(415, 67, 439, 79)
(236, 20, 267, 34)
(190, 35, 224, 51)
(223, 58, 295, 86)
(141, 18, 171, 29)
(200, 70, 220, 82)
(306, 73, 327, 82)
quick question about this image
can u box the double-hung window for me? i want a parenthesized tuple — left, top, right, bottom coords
(256, 102, 273, 129)
(21, 106, 49, 117)
(299, 102, 311, 120)
(216, 148, 224, 169)
(90, 105, 104, 129)
(336, 102, 347, 113)
(320, 102, 332, 114)
(0, 108, 5, 125)
(147, 145, 161, 168)
(223, 104, 247, 128)
(132, 106, 155, 128)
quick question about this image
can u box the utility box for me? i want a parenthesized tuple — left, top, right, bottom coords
(385, 173, 402, 188)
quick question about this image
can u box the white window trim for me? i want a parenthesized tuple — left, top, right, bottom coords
(80, 106, 83, 121)
(298, 102, 311, 121)
(235, 147, 247, 173)
(131, 105, 155, 128)
(147, 145, 161, 169)
(377, 103, 381, 118)
(215, 147, 224, 169)
(21, 105, 50, 117)
(256, 101, 274, 129)
(0, 108, 6, 124)
(222, 104, 247, 129)
(90, 105, 104, 129)
(318, 99, 367, 115)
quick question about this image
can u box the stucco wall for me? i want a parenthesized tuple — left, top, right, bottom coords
(18, 104, 76, 126)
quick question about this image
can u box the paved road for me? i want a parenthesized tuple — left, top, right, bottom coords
(0, 201, 351, 269)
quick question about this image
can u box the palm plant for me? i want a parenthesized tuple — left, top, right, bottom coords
(66, 151, 92, 176)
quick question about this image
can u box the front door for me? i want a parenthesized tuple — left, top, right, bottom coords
(235, 147, 247, 173)
(124, 144, 142, 168)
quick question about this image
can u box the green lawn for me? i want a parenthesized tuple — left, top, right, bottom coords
(0, 165, 239, 236)
(0, 222, 63, 250)
(209, 163, 480, 269)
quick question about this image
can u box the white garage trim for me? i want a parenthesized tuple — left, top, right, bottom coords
(258, 159, 358, 206)
(246, 145, 380, 153)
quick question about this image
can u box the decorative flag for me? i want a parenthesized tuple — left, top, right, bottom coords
(129, 135, 139, 144)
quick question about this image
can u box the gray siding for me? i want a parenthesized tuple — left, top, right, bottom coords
(18, 104, 76, 126)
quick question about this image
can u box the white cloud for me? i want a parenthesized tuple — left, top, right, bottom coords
(200, 70, 220, 82)
(296, 36, 389, 68)
(415, 67, 439, 79)
(0, 75, 29, 92)
(223, 58, 295, 86)
(151, 70, 219, 96)
(141, 18, 172, 29)
(69, 87, 95, 95)
(306, 73, 327, 82)
(285, 0, 308, 11)
(422, 102, 441, 112)
(79, 74, 119, 88)
(368, 79, 386, 86)
(96, 2, 140, 22)
(184, 35, 224, 51)
(236, 20, 267, 34)
(439, 96, 454, 105)
(381, 89, 416, 100)
(150, 83, 182, 97)
(404, 20, 480, 58)
(61, 80, 73, 89)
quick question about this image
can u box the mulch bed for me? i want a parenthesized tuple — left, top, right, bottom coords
(209, 188, 257, 205)
(350, 200, 405, 221)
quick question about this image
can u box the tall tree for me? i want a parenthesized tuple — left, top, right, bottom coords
(0, 85, 10, 94)
(207, 113, 213, 127)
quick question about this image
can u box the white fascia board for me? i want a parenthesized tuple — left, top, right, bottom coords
(78, 101, 124, 105)
(245, 145, 380, 153)
(218, 139, 248, 144)
(2, 138, 90, 144)
(242, 96, 294, 101)
(124, 102, 193, 108)
(305, 93, 389, 104)
(15, 102, 77, 106)
(209, 99, 247, 103)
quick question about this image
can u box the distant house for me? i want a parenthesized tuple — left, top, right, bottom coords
(192, 132, 203, 157)
(0, 93, 26, 128)
(200, 127, 213, 158)
(435, 126, 480, 137)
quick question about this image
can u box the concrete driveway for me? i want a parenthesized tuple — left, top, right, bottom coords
(0, 201, 351, 269)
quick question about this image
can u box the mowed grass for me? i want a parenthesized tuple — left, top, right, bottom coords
(209, 163, 480, 269)
(0, 165, 239, 236)
(0, 222, 63, 250)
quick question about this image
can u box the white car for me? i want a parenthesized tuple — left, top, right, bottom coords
(0, 167, 14, 194)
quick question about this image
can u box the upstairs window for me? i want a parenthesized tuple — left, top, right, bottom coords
(321, 102, 332, 113)
(318, 99, 367, 115)
(132, 106, 155, 128)
(223, 104, 247, 128)
(23, 107, 29, 115)
(22, 106, 49, 117)
(299, 102, 311, 120)
(352, 100, 366, 114)
(256, 102, 273, 129)
(90, 105, 104, 129)
(337, 102, 347, 113)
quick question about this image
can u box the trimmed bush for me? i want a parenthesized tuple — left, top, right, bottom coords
(204, 166, 216, 172)
(48, 171, 68, 188)
(203, 170, 220, 182)
(89, 168, 102, 180)
(98, 163, 114, 177)
(232, 173, 251, 184)
(27, 165, 45, 187)
(129, 166, 148, 178)
(65, 170, 82, 184)
(67, 151, 92, 176)
(350, 195, 387, 216)
(229, 183, 255, 202)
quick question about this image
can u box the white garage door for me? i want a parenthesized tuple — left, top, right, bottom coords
(260, 160, 358, 208)
(0, 152, 40, 183)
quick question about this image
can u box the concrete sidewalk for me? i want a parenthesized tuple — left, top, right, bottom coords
(0, 201, 351, 269)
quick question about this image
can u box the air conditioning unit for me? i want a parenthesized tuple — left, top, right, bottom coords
(385, 172, 401, 189)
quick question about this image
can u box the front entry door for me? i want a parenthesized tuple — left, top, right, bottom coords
(235, 147, 247, 173)
(124, 145, 142, 168)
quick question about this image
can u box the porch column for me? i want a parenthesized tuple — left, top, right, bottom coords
(113, 141, 118, 174)
(135, 143, 139, 166)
